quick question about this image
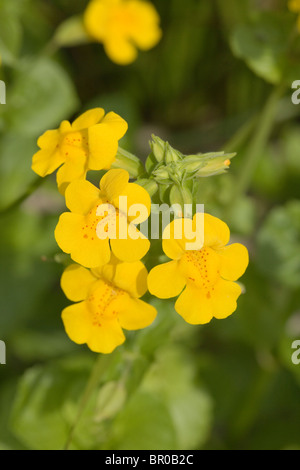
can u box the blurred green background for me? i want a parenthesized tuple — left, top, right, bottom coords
(1, 0, 300, 450)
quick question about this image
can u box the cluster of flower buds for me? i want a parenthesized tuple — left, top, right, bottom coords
(135, 135, 235, 215)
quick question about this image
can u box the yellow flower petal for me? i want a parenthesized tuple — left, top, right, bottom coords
(65, 179, 102, 215)
(117, 297, 157, 330)
(99, 258, 149, 298)
(61, 264, 97, 302)
(55, 212, 111, 268)
(203, 213, 230, 249)
(128, 0, 162, 50)
(217, 243, 249, 282)
(32, 128, 63, 177)
(83, 0, 111, 41)
(104, 35, 138, 65)
(87, 319, 126, 354)
(175, 285, 214, 325)
(88, 123, 119, 170)
(212, 279, 242, 320)
(100, 169, 129, 202)
(59, 120, 72, 134)
(37, 129, 60, 150)
(62, 302, 91, 345)
(32, 147, 64, 177)
(162, 218, 191, 260)
(71, 108, 105, 131)
(114, 182, 151, 223)
(56, 157, 87, 196)
(148, 261, 186, 299)
(55, 212, 85, 253)
(101, 111, 128, 140)
(110, 230, 150, 262)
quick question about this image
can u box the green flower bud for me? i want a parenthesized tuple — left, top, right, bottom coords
(164, 142, 182, 164)
(195, 153, 235, 177)
(152, 165, 172, 182)
(113, 147, 145, 179)
(136, 178, 158, 197)
(178, 152, 235, 178)
(150, 135, 166, 163)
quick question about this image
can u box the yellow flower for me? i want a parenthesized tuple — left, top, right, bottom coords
(55, 169, 151, 268)
(288, 0, 300, 30)
(61, 258, 157, 353)
(288, 0, 300, 13)
(32, 108, 128, 194)
(148, 214, 249, 325)
(84, 0, 162, 65)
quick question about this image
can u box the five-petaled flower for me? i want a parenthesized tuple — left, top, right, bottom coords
(61, 258, 157, 353)
(55, 169, 151, 268)
(32, 108, 128, 194)
(84, 0, 162, 65)
(148, 213, 249, 325)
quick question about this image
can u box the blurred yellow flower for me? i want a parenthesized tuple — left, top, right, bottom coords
(288, 0, 300, 30)
(84, 0, 162, 65)
(32, 108, 128, 194)
(148, 214, 249, 325)
(288, 0, 300, 12)
(61, 258, 157, 353)
(55, 169, 151, 268)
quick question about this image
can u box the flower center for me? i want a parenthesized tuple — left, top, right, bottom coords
(60, 130, 89, 159)
(110, 5, 137, 34)
(87, 279, 127, 327)
(180, 247, 221, 296)
(81, 201, 128, 241)
(81, 204, 105, 241)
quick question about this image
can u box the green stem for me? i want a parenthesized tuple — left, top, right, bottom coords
(223, 114, 258, 154)
(0, 176, 45, 216)
(234, 83, 286, 197)
(64, 353, 114, 451)
(230, 365, 277, 443)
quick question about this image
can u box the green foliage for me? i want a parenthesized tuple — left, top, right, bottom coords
(230, 12, 294, 84)
(257, 201, 300, 289)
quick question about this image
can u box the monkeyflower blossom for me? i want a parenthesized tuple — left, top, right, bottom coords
(32, 108, 128, 194)
(61, 258, 157, 353)
(148, 214, 249, 325)
(84, 0, 162, 65)
(55, 169, 151, 268)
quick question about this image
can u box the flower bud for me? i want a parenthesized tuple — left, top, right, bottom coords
(113, 147, 144, 178)
(195, 153, 235, 177)
(179, 152, 234, 176)
(164, 142, 182, 164)
(150, 135, 166, 163)
(136, 178, 158, 197)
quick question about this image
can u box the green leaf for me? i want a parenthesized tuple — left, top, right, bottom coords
(0, 0, 23, 65)
(94, 381, 127, 422)
(10, 356, 96, 450)
(143, 346, 213, 449)
(5, 57, 79, 136)
(106, 391, 177, 450)
(0, 133, 37, 210)
(53, 15, 90, 48)
(230, 12, 292, 84)
(256, 200, 300, 289)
